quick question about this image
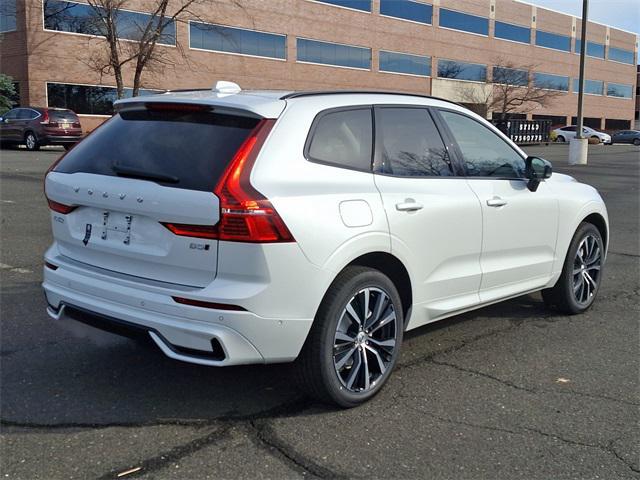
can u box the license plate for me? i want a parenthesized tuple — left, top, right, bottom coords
(100, 211, 133, 245)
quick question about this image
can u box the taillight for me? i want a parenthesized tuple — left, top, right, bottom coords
(40, 110, 49, 124)
(161, 118, 294, 243)
(47, 199, 77, 214)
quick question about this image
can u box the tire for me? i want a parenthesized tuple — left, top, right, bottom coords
(633, 138, 640, 146)
(295, 266, 404, 408)
(557, 135, 565, 143)
(590, 136, 601, 144)
(542, 222, 604, 314)
(24, 132, 40, 151)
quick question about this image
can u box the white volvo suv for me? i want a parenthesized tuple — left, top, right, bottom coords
(43, 83, 608, 407)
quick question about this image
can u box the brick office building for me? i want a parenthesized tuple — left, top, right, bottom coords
(1, 0, 637, 133)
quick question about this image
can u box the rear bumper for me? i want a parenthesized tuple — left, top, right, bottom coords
(43, 246, 319, 366)
(41, 134, 83, 145)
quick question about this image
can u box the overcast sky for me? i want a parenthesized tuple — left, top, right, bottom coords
(525, 0, 640, 36)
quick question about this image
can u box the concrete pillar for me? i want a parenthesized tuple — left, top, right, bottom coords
(569, 138, 588, 165)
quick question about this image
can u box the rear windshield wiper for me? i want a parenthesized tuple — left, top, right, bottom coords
(112, 163, 179, 184)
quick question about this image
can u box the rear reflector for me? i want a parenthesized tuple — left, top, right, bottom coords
(47, 199, 77, 214)
(172, 296, 246, 311)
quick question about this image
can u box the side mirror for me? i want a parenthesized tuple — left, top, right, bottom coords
(525, 156, 552, 192)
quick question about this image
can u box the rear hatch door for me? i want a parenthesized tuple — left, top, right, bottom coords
(45, 105, 262, 287)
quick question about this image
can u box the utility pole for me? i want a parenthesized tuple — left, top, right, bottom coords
(569, 0, 589, 165)
(576, 0, 588, 139)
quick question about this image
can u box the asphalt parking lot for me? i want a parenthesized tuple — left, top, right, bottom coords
(1, 144, 639, 479)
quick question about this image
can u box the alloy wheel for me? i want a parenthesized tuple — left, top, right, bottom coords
(25, 134, 36, 150)
(573, 234, 602, 305)
(333, 287, 398, 393)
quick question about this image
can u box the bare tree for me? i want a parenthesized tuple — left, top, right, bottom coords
(74, 0, 202, 98)
(455, 58, 563, 120)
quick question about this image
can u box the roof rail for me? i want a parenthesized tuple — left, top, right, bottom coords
(279, 90, 463, 106)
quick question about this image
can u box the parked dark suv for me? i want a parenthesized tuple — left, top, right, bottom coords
(0, 107, 83, 151)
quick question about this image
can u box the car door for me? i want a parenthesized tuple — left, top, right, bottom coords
(561, 126, 576, 140)
(372, 106, 482, 328)
(0, 109, 20, 141)
(435, 109, 559, 303)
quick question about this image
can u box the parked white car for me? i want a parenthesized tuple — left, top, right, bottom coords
(44, 83, 609, 407)
(553, 125, 612, 144)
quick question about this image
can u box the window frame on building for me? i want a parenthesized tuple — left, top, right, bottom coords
(535, 29, 571, 52)
(494, 20, 531, 44)
(296, 37, 371, 70)
(437, 59, 487, 83)
(307, 0, 372, 13)
(571, 79, 604, 96)
(188, 20, 287, 61)
(0, 0, 17, 33)
(438, 8, 489, 36)
(574, 38, 606, 59)
(533, 72, 570, 92)
(379, 50, 432, 77)
(42, 0, 176, 46)
(379, 0, 433, 25)
(606, 82, 633, 99)
(607, 46, 635, 65)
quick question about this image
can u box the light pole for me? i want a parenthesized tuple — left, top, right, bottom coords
(569, 0, 589, 165)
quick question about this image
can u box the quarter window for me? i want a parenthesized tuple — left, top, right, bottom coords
(380, 0, 432, 24)
(307, 108, 373, 171)
(297, 38, 371, 69)
(376, 107, 452, 177)
(439, 8, 488, 35)
(439, 110, 525, 178)
(189, 22, 287, 60)
(535, 30, 571, 52)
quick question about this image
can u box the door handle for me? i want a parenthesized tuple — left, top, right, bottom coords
(396, 199, 423, 212)
(486, 197, 507, 207)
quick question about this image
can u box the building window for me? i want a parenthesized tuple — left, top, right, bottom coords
(533, 72, 569, 91)
(379, 50, 431, 76)
(572, 79, 603, 95)
(309, 0, 371, 12)
(605, 119, 631, 130)
(0, 0, 16, 32)
(608, 46, 635, 64)
(380, 0, 432, 24)
(189, 22, 286, 60)
(43, 0, 176, 45)
(606, 83, 633, 98)
(494, 21, 530, 44)
(535, 30, 571, 52)
(47, 83, 161, 116)
(437, 59, 486, 82)
(438, 8, 488, 36)
(574, 39, 605, 58)
(492, 66, 528, 86)
(297, 38, 371, 69)
(570, 116, 601, 129)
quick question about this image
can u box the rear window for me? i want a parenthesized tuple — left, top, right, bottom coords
(49, 109, 79, 122)
(54, 108, 260, 192)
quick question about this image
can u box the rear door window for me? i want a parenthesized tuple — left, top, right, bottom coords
(375, 107, 453, 177)
(49, 110, 79, 123)
(54, 107, 260, 192)
(306, 108, 373, 172)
